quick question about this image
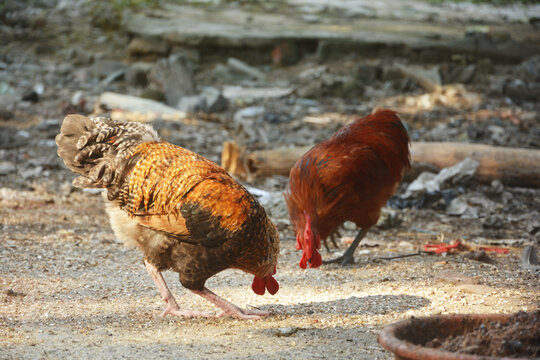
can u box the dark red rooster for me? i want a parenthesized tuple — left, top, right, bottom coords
(285, 109, 410, 267)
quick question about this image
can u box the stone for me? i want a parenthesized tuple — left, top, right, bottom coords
(98, 92, 186, 118)
(200, 87, 228, 113)
(150, 53, 196, 107)
(448, 64, 476, 84)
(125, 62, 153, 87)
(176, 95, 205, 113)
(396, 64, 442, 92)
(503, 79, 540, 102)
(127, 36, 169, 57)
(89, 59, 127, 80)
(519, 55, 540, 81)
(0, 161, 16, 175)
(170, 47, 201, 64)
(355, 64, 380, 83)
(227, 58, 266, 81)
(223, 86, 293, 100)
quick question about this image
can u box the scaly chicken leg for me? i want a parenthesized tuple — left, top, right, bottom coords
(323, 228, 369, 266)
(145, 260, 269, 319)
(144, 260, 211, 318)
(192, 288, 270, 320)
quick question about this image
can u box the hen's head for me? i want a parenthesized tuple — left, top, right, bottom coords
(251, 217, 280, 296)
(296, 211, 322, 269)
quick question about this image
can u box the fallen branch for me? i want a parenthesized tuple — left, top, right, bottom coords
(373, 252, 426, 262)
(221, 141, 540, 188)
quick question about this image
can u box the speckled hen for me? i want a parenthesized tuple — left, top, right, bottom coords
(56, 114, 279, 319)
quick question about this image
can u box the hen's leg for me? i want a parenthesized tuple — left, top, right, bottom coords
(191, 287, 270, 320)
(144, 260, 211, 318)
(323, 228, 369, 266)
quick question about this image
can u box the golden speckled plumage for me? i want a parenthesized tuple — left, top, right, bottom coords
(56, 115, 279, 294)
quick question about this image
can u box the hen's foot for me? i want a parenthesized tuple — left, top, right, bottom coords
(192, 287, 271, 320)
(161, 305, 211, 318)
(216, 308, 270, 320)
(144, 260, 211, 318)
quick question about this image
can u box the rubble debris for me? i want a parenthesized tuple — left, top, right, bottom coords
(127, 36, 169, 58)
(446, 197, 478, 219)
(21, 83, 44, 103)
(97, 92, 187, 120)
(149, 53, 196, 107)
(503, 79, 540, 102)
(223, 86, 293, 100)
(520, 245, 538, 269)
(89, 60, 126, 80)
(0, 160, 16, 175)
(176, 95, 205, 113)
(125, 62, 153, 88)
(463, 250, 493, 264)
(200, 86, 228, 113)
(395, 64, 442, 93)
(518, 55, 540, 82)
(227, 57, 266, 81)
(404, 158, 479, 198)
(274, 327, 299, 337)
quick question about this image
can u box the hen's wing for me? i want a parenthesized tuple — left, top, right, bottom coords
(124, 141, 255, 248)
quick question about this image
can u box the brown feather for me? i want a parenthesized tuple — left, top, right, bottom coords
(285, 109, 410, 257)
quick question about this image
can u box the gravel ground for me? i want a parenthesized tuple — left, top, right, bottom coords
(1, 186, 538, 359)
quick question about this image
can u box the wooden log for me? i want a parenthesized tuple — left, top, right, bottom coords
(221, 141, 540, 188)
(410, 142, 540, 187)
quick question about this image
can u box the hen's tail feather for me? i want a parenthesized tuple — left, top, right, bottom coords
(56, 114, 160, 200)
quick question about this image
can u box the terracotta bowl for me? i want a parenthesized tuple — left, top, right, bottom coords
(377, 313, 529, 360)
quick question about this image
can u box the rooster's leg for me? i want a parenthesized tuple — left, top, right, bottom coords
(323, 228, 342, 253)
(323, 228, 369, 266)
(144, 260, 211, 318)
(191, 287, 270, 320)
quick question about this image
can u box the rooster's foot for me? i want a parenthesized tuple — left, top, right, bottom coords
(323, 254, 355, 266)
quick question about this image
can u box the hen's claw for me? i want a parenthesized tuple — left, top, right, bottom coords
(161, 307, 211, 318)
(145, 260, 212, 318)
(217, 308, 269, 319)
(193, 287, 271, 320)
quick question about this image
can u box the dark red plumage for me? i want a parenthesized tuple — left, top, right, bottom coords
(285, 109, 411, 267)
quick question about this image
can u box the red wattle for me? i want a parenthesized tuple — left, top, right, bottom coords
(309, 249, 322, 268)
(299, 250, 308, 269)
(251, 276, 266, 295)
(265, 276, 279, 295)
(295, 234, 302, 250)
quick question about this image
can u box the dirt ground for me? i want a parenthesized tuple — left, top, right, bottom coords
(1, 0, 540, 359)
(1, 186, 538, 359)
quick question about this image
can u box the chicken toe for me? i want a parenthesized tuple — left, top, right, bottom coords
(323, 228, 368, 266)
(144, 260, 211, 318)
(192, 287, 270, 320)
